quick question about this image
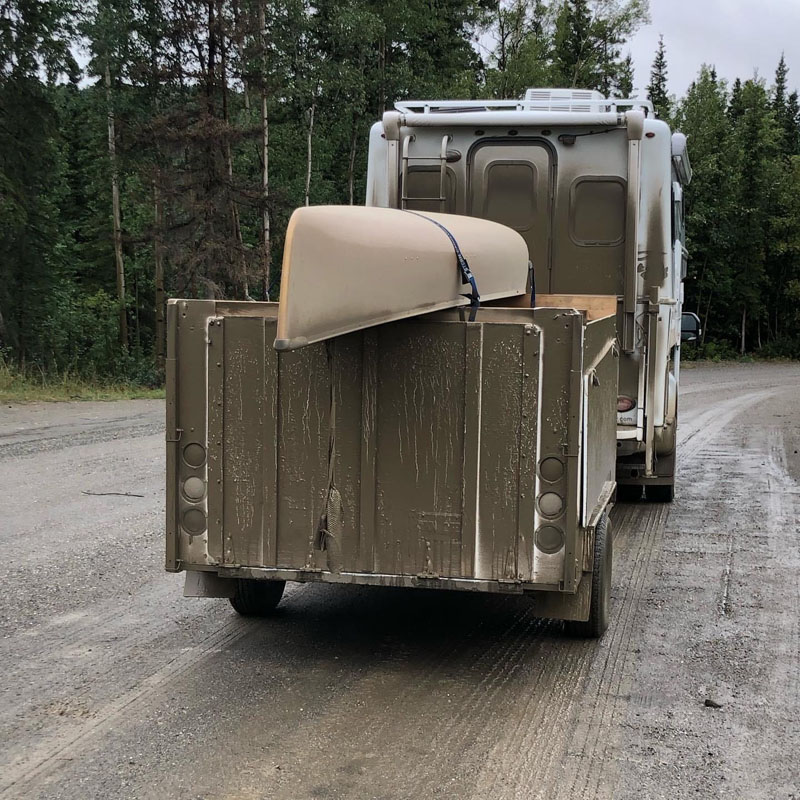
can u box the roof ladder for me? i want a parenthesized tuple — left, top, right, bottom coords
(400, 134, 450, 211)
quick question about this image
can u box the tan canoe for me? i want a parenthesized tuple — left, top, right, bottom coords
(274, 205, 530, 351)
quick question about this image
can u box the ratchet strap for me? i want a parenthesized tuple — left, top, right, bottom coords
(405, 211, 481, 321)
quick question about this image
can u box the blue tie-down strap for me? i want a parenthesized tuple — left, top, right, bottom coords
(405, 211, 481, 321)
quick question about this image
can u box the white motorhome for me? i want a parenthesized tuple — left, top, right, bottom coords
(366, 88, 694, 500)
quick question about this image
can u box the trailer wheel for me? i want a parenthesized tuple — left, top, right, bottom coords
(565, 512, 612, 639)
(229, 579, 286, 616)
(645, 483, 674, 503)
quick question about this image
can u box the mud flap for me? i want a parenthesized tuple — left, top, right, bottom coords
(528, 573, 592, 622)
(183, 571, 236, 598)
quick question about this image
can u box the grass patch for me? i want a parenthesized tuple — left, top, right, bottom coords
(0, 362, 164, 404)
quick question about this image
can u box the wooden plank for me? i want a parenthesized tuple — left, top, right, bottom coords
(359, 331, 378, 573)
(488, 293, 616, 321)
(537, 293, 616, 320)
(206, 317, 225, 563)
(275, 343, 330, 568)
(516, 324, 540, 581)
(223, 317, 266, 568)
(164, 301, 179, 571)
(460, 323, 483, 578)
(262, 319, 279, 567)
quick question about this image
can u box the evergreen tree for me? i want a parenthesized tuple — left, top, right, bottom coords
(728, 77, 744, 121)
(0, 0, 78, 364)
(550, 0, 649, 93)
(729, 79, 775, 353)
(674, 66, 737, 344)
(772, 55, 800, 156)
(613, 52, 634, 98)
(552, 0, 593, 87)
(646, 34, 670, 120)
(4, 0, 800, 377)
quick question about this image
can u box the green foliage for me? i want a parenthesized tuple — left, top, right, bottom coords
(676, 57, 800, 357)
(480, 0, 649, 97)
(1, 0, 799, 384)
(646, 34, 670, 120)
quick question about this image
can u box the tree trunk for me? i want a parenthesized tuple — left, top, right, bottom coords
(305, 101, 315, 207)
(219, 4, 250, 299)
(105, 61, 128, 350)
(258, 2, 271, 299)
(348, 120, 357, 205)
(701, 289, 714, 345)
(740, 305, 747, 355)
(378, 36, 386, 115)
(154, 179, 166, 372)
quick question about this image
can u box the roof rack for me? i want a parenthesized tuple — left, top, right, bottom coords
(395, 88, 654, 116)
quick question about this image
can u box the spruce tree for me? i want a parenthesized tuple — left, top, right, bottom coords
(613, 53, 635, 98)
(552, 0, 594, 88)
(646, 34, 670, 120)
(674, 66, 736, 344)
(728, 77, 745, 121)
(772, 55, 800, 156)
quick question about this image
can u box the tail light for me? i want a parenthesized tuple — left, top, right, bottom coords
(617, 396, 636, 413)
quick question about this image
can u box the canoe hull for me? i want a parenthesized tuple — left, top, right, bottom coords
(274, 206, 529, 351)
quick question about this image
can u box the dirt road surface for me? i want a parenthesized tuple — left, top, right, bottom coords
(1, 363, 798, 800)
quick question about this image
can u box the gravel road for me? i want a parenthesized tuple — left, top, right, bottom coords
(1, 363, 798, 800)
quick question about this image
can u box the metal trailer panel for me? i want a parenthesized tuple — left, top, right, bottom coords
(167, 300, 617, 602)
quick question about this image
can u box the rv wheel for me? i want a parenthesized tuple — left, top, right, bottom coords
(229, 579, 286, 616)
(564, 512, 612, 639)
(645, 483, 674, 503)
(616, 484, 642, 502)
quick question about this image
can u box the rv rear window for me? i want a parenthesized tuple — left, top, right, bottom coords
(570, 178, 626, 246)
(483, 162, 537, 231)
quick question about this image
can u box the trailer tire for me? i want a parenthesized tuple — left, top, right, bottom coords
(229, 579, 286, 616)
(565, 512, 612, 639)
(645, 483, 674, 503)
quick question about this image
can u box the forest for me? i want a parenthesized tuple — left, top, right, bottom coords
(2, 0, 800, 386)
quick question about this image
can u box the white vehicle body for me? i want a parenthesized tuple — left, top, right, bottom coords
(364, 88, 692, 493)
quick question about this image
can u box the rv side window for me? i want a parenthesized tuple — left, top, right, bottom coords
(569, 177, 626, 246)
(672, 181, 685, 243)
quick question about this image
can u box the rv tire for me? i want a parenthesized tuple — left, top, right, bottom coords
(616, 484, 642, 502)
(646, 483, 675, 503)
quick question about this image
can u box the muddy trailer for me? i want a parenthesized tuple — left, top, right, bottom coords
(166, 294, 618, 636)
(166, 87, 694, 637)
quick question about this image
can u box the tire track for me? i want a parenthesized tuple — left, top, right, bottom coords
(0, 616, 259, 797)
(562, 386, 786, 798)
(465, 386, 785, 799)
(679, 388, 774, 460)
(566, 505, 667, 800)
(463, 502, 665, 799)
(764, 428, 800, 703)
(5, 372, 798, 800)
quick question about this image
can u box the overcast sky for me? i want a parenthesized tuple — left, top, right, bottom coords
(627, 0, 800, 98)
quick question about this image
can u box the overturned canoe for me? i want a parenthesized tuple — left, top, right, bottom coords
(274, 205, 530, 351)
